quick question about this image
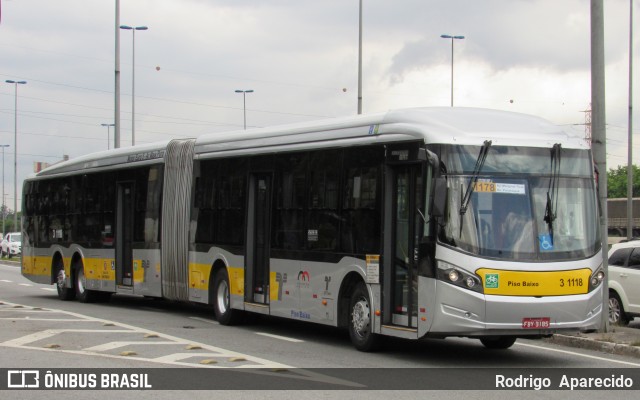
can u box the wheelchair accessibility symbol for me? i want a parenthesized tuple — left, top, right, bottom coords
(538, 234, 554, 251)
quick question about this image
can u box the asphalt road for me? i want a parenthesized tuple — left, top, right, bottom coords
(1, 261, 638, 399)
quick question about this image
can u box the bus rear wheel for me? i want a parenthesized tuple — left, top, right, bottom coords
(348, 282, 381, 352)
(75, 262, 99, 303)
(55, 262, 75, 301)
(480, 336, 517, 349)
(213, 268, 242, 325)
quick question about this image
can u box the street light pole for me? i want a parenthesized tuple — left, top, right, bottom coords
(627, 0, 634, 240)
(115, 0, 121, 149)
(235, 90, 254, 129)
(440, 34, 465, 107)
(101, 123, 116, 150)
(0, 144, 9, 235)
(5, 79, 26, 232)
(120, 25, 148, 146)
(357, 0, 363, 115)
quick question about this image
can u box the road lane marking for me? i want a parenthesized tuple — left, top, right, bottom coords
(152, 352, 244, 363)
(516, 341, 640, 367)
(1, 329, 133, 347)
(0, 299, 363, 387)
(41, 288, 56, 292)
(256, 332, 304, 343)
(0, 300, 290, 369)
(84, 341, 178, 352)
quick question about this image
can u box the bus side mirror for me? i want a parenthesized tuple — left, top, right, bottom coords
(432, 177, 447, 218)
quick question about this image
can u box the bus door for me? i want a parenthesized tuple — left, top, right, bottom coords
(245, 173, 273, 305)
(116, 182, 134, 287)
(383, 163, 422, 329)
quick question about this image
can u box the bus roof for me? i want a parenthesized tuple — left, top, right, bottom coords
(193, 107, 587, 158)
(30, 107, 586, 177)
(28, 139, 172, 178)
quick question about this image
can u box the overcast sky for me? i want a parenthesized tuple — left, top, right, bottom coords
(0, 0, 637, 212)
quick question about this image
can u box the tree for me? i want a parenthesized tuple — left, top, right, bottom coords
(607, 165, 640, 198)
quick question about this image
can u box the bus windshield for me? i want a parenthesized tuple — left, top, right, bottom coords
(438, 145, 600, 261)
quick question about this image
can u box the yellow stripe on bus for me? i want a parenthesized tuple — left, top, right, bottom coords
(477, 268, 592, 296)
(227, 267, 245, 296)
(22, 255, 52, 277)
(188, 263, 213, 291)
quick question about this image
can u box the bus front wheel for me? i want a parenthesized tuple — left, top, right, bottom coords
(348, 282, 381, 352)
(213, 268, 242, 325)
(480, 336, 517, 349)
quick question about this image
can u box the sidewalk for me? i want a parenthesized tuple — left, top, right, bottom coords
(544, 319, 640, 359)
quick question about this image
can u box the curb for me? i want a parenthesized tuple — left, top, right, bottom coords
(545, 334, 640, 359)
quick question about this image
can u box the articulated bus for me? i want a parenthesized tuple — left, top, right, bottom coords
(21, 107, 604, 351)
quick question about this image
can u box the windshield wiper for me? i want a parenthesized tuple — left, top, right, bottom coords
(543, 143, 562, 242)
(459, 140, 492, 236)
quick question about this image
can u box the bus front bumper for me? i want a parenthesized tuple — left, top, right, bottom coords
(425, 281, 603, 337)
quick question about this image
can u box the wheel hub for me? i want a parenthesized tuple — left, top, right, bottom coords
(56, 269, 66, 290)
(217, 280, 229, 314)
(352, 299, 371, 336)
(609, 297, 621, 323)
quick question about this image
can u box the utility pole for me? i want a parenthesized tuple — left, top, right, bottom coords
(591, 0, 608, 332)
(357, 0, 363, 114)
(627, 0, 634, 240)
(114, 0, 121, 148)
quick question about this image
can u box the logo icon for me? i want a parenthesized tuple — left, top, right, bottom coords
(296, 271, 311, 289)
(7, 370, 40, 388)
(485, 274, 499, 289)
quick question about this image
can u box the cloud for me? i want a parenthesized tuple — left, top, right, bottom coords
(0, 0, 638, 212)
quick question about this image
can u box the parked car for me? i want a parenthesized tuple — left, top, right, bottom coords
(1, 232, 21, 258)
(608, 240, 640, 325)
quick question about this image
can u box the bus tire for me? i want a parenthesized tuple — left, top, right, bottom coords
(348, 282, 381, 352)
(213, 268, 242, 325)
(55, 260, 75, 301)
(75, 262, 98, 303)
(609, 291, 629, 326)
(480, 336, 517, 349)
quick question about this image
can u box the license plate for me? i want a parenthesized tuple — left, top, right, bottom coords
(522, 317, 550, 329)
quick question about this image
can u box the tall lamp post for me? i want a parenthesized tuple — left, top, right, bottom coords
(119, 25, 148, 146)
(357, 0, 363, 114)
(101, 123, 116, 150)
(1, 144, 9, 235)
(440, 34, 465, 107)
(235, 90, 254, 130)
(5, 79, 26, 232)
(627, 0, 634, 240)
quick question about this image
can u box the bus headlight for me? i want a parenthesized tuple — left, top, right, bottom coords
(448, 270, 460, 282)
(588, 268, 605, 292)
(437, 261, 483, 294)
(465, 277, 477, 288)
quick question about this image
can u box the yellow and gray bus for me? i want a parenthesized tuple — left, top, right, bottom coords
(21, 107, 604, 351)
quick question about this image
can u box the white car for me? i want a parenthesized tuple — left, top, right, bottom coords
(608, 240, 640, 325)
(1, 232, 21, 258)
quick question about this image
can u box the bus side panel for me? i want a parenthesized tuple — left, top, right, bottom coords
(268, 258, 302, 321)
(21, 251, 53, 285)
(188, 247, 245, 307)
(132, 249, 162, 297)
(268, 256, 367, 327)
(188, 261, 212, 303)
(82, 252, 115, 292)
(417, 276, 437, 337)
